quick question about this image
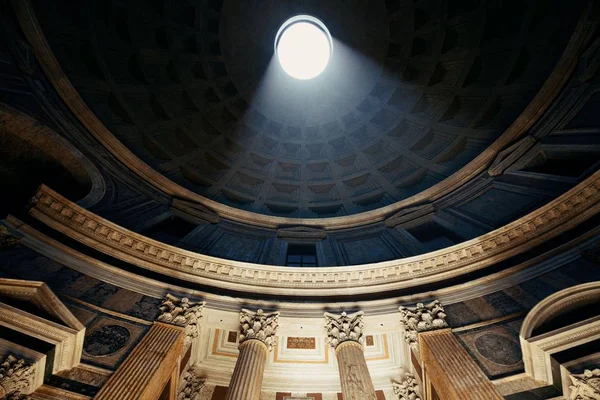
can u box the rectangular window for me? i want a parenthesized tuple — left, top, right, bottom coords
(286, 244, 318, 267)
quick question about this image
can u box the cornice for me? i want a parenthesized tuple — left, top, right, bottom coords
(12, 0, 598, 229)
(4, 214, 599, 315)
(23, 169, 600, 297)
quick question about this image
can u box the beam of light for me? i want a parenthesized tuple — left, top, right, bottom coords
(275, 16, 332, 80)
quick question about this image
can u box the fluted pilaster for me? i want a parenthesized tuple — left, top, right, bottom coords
(225, 339, 268, 400)
(324, 311, 377, 400)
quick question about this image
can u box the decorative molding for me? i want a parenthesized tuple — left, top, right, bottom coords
(25, 169, 600, 296)
(579, 37, 600, 83)
(178, 368, 205, 400)
(0, 225, 21, 249)
(171, 199, 219, 225)
(392, 373, 422, 400)
(487, 136, 537, 177)
(276, 226, 327, 241)
(0, 279, 85, 374)
(158, 294, 205, 347)
(0, 355, 34, 398)
(384, 204, 434, 228)
(13, 0, 598, 229)
(399, 300, 448, 349)
(324, 311, 365, 348)
(569, 369, 600, 400)
(238, 309, 279, 351)
(521, 283, 600, 384)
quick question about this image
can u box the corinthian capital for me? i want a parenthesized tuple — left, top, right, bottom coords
(0, 355, 34, 398)
(324, 311, 365, 348)
(0, 226, 21, 250)
(392, 373, 422, 400)
(569, 369, 600, 400)
(239, 309, 279, 351)
(398, 300, 448, 349)
(178, 368, 204, 400)
(157, 294, 205, 345)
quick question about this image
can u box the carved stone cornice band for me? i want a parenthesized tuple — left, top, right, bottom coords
(399, 300, 449, 349)
(25, 169, 600, 297)
(238, 309, 279, 351)
(324, 311, 365, 348)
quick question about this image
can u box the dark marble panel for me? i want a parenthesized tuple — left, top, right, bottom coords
(79, 282, 120, 305)
(129, 296, 162, 321)
(456, 321, 524, 379)
(518, 279, 558, 302)
(444, 302, 481, 328)
(44, 375, 100, 397)
(483, 291, 525, 316)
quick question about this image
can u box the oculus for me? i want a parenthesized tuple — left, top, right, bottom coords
(275, 15, 332, 80)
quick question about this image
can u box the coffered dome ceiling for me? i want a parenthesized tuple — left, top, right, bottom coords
(32, 0, 584, 217)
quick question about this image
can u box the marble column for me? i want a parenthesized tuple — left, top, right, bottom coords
(324, 311, 377, 400)
(225, 309, 279, 400)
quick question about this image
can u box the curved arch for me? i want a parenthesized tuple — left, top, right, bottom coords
(520, 282, 600, 340)
(0, 104, 106, 210)
(520, 282, 600, 384)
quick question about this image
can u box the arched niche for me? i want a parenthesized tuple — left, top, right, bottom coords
(0, 104, 105, 217)
(520, 282, 600, 386)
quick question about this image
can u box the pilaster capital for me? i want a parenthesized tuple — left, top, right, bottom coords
(157, 294, 205, 346)
(324, 311, 365, 348)
(399, 300, 448, 349)
(238, 308, 279, 351)
(178, 368, 205, 400)
(0, 226, 21, 250)
(568, 369, 600, 400)
(392, 373, 422, 400)
(0, 355, 34, 398)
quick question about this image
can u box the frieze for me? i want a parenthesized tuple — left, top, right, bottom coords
(26, 171, 600, 296)
(239, 309, 279, 351)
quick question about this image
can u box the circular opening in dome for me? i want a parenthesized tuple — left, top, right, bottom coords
(275, 15, 332, 80)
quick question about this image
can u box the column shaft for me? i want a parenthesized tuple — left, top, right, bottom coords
(335, 341, 377, 400)
(225, 339, 268, 400)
